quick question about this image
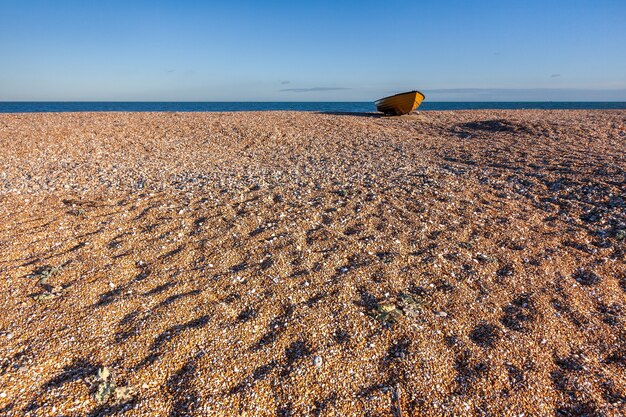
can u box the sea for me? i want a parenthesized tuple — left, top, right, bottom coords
(1, 102, 625, 113)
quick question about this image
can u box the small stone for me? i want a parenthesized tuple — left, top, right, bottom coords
(435, 311, 448, 318)
(313, 355, 323, 368)
(476, 253, 492, 263)
(6, 332, 13, 340)
(0, 392, 6, 398)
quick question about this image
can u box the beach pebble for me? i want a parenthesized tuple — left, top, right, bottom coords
(313, 355, 323, 368)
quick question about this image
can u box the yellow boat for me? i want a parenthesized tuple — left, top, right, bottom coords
(375, 90, 425, 115)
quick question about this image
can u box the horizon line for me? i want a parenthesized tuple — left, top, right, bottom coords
(2, 100, 626, 103)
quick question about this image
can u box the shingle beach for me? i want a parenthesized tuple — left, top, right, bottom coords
(1, 110, 625, 416)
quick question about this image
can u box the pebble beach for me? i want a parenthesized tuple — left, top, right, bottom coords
(1, 110, 625, 416)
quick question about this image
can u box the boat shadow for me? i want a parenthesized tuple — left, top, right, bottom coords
(318, 111, 384, 118)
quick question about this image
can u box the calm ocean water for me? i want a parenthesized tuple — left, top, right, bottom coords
(1, 102, 625, 113)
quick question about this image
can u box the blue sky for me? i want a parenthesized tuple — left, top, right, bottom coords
(1, 0, 625, 101)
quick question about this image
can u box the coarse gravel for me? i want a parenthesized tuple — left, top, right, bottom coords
(0, 110, 625, 416)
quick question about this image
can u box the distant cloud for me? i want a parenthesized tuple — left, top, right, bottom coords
(281, 80, 290, 85)
(426, 88, 490, 94)
(280, 87, 351, 92)
(551, 74, 561, 78)
(165, 69, 175, 73)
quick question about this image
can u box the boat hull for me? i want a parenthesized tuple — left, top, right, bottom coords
(375, 90, 425, 115)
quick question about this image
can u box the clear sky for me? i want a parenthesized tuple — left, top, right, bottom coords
(1, 0, 625, 101)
